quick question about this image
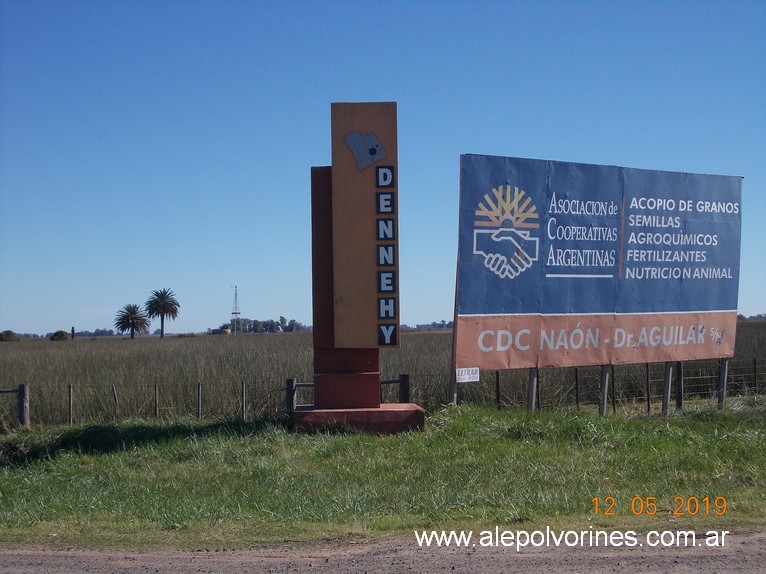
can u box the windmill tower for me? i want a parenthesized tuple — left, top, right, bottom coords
(231, 285, 241, 336)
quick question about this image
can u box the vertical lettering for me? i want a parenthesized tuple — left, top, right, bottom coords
(378, 271, 396, 292)
(378, 298, 396, 319)
(376, 192, 395, 214)
(376, 166, 395, 188)
(378, 324, 397, 345)
(377, 219, 395, 240)
(377, 244, 395, 266)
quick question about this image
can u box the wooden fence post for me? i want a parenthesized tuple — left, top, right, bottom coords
(241, 380, 247, 421)
(111, 384, 119, 419)
(675, 361, 684, 411)
(574, 367, 580, 410)
(527, 368, 538, 412)
(536, 370, 542, 411)
(398, 374, 410, 404)
(197, 382, 203, 419)
(68, 383, 74, 425)
(17, 384, 30, 427)
(598, 365, 610, 417)
(661, 362, 674, 416)
(154, 381, 159, 418)
(285, 378, 296, 417)
(754, 358, 758, 395)
(718, 358, 729, 410)
(611, 365, 616, 414)
(645, 363, 651, 414)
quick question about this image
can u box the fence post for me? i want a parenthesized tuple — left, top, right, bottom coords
(536, 370, 542, 411)
(285, 378, 296, 417)
(718, 358, 729, 410)
(111, 384, 119, 419)
(68, 383, 74, 425)
(17, 384, 30, 427)
(154, 381, 159, 418)
(754, 358, 758, 395)
(611, 365, 616, 414)
(645, 363, 651, 414)
(398, 374, 410, 403)
(598, 365, 610, 417)
(197, 382, 203, 419)
(527, 368, 538, 411)
(661, 362, 673, 416)
(450, 372, 458, 405)
(241, 380, 247, 421)
(574, 367, 580, 410)
(675, 361, 684, 411)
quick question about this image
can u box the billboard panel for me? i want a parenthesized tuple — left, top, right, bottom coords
(455, 154, 742, 369)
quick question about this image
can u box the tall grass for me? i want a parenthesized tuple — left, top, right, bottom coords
(0, 335, 313, 425)
(1, 323, 764, 426)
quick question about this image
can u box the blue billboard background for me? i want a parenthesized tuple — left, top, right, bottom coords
(457, 154, 742, 316)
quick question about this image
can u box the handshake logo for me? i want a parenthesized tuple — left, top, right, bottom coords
(472, 184, 540, 280)
(473, 228, 539, 279)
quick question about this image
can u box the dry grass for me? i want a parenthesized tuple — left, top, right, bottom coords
(0, 323, 764, 426)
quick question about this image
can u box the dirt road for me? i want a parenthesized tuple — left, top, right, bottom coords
(2, 528, 764, 573)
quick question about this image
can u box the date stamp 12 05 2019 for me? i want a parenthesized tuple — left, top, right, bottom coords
(592, 496, 727, 517)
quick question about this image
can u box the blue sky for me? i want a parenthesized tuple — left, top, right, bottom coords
(1, 0, 764, 335)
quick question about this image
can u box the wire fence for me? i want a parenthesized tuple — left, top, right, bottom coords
(456, 357, 762, 414)
(1, 357, 761, 428)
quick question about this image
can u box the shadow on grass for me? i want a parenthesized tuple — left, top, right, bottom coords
(0, 416, 289, 467)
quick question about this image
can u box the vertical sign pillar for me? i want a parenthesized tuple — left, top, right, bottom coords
(299, 102, 423, 433)
(331, 102, 399, 349)
(311, 102, 400, 411)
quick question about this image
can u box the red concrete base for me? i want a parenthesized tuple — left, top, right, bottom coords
(314, 372, 381, 409)
(293, 403, 425, 434)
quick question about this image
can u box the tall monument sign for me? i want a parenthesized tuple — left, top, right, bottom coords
(294, 102, 424, 433)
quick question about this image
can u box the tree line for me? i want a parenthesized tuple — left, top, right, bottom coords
(218, 316, 308, 334)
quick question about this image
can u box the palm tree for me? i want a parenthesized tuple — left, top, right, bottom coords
(114, 304, 150, 339)
(145, 288, 180, 338)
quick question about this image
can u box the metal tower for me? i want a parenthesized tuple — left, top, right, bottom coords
(231, 285, 241, 336)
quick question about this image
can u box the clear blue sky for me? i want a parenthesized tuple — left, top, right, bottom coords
(1, 0, 764, 335)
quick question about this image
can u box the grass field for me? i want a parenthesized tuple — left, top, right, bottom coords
(1, 323, 765, 426)
(0, 400, 764, 548)
(1, 325, 764, 548)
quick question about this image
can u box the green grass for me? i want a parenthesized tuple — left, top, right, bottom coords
(1, 400, 764, 548)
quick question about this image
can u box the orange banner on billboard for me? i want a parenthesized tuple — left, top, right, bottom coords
(455, 311, 737, 369)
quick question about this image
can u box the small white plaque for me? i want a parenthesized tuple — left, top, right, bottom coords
(456, 367, 480, 383)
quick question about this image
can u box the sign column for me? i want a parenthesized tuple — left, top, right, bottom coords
(331, 102, 399, 349)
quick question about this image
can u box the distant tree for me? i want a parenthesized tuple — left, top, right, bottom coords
(114, 304, 150, 339)
(49, 330, 69, 341)
(145, 288, 180, 338)
(0, 330, 19, 342)
(286, 319, 306, 332)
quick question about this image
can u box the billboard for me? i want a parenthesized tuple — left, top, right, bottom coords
(454, 154, 742, 369)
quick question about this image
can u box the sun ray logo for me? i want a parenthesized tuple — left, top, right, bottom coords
(472, 184, 540, 279)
